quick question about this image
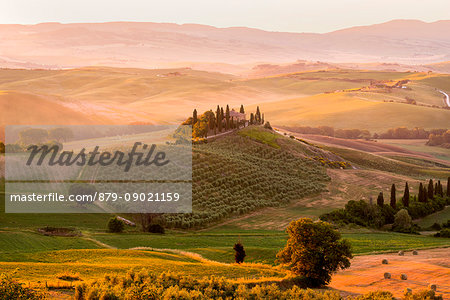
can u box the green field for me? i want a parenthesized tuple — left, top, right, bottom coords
(415, 206, 450, 228)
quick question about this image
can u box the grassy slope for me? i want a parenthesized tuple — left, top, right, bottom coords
(163, 127, 329, 228)
(415, 206, 450, 228)
(321, 145, 450, 179)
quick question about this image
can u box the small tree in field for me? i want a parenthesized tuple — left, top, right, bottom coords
(233, 241, 246, 264)
(392, 209, 412, 233)
(276, 218, 352, 287)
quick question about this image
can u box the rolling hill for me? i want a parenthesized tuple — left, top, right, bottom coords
(0, 20, 450, 70)
(1, 68, 449, 141)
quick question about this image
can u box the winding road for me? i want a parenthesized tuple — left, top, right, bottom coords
(438, 90, 450, 107)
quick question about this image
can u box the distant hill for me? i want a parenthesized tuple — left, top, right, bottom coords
(0, 20, 449, 69)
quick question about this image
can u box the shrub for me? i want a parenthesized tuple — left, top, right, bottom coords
(263, 122, 273, 130)
(430, 222, 442, 230)
(354, 290, 394, 300)
(73, 269, 345, 300)
(276, 218, 352, 286)
(0, 272, 45, 299)
(107, 217, 125, 233)
(57, 271, 82, 281)
(403, 289, 443, 300)
(146, 224, 165, 234)
(434, 228, 450, 238)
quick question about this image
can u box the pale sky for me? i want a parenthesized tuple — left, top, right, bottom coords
(1, 0, 449, 33)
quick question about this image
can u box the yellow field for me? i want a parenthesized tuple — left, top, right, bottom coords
(0, 248, 287, 284)
(1, 68, 449, 140)
(254, 92, 450, 132)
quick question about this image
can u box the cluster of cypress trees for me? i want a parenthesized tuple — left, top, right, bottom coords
(249, 106, 264, 126)
(189, 105, 265, 138)
(417, 179, 445, 202)
(377, 177, 449, 209)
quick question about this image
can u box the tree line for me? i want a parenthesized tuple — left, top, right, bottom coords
(280, 125, 449, 141)
(321, 177, 450, 233)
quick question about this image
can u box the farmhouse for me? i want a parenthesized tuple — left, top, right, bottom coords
(229, 109, 246, 122)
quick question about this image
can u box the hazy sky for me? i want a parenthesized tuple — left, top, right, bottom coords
(1, 0, 449, 33)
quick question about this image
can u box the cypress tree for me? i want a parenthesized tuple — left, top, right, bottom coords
(390, 184, 396, 209)
(216, 105, 220, 129)
(428, 179, 434, 200)
(225, 105, 230, 130)
(208, 110, 215, 131)
(377, 192, 384, 207)
(256, 106, 261, 123)
(418, 182, 424, 202)
(233, 241, 246, 264)
(434, 182, 438, 195)
(239, 104, 245, 114)
(447, 177, 450, 197)
(402, 182, 409, 207)
(438, 180, 443, 197)
(262, 113, 265, 124)
(220, 107, 224, 132)
(193, 109, 198, 125)
(250, 113, 254, 125)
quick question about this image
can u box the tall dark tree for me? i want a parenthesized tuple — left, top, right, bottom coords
(256, 106, 261, 123)
(233, 241, 246, 264)
(239, 104, 245, 114)
(428, 179, 434, 200)
(447, 177, 450, 197)
(250, 113, 254, 125)
(193, 109, 198, 125)
(225, 105, 230, 130)
(262, 113, 265, 124)
(390, 184, 396, 209)
(220, 107, 224, 132)
(418, 182, 424, 202)
(376, 192, 384, 207)
(402, 182, 410, 207)
(437, 180, 443, 197)
(215, 105, 220, 129)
